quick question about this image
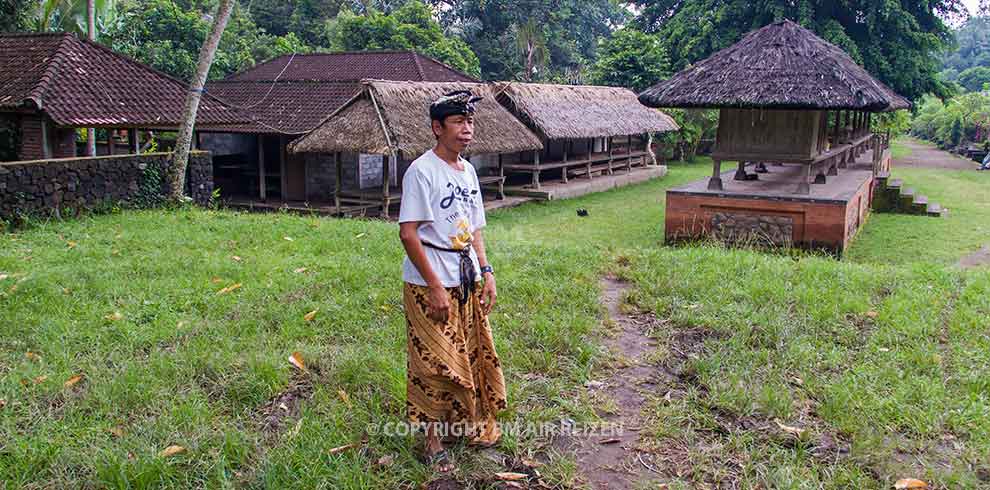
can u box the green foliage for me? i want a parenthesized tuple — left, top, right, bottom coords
(958, 66, 990, 92)
(105, 0, 313, 81)
(589, 27, 671, 92)
(659, 109, 718, 162)
(328, 1, 480, 78)
(632, 0, 963, 101)
(430, 0, 628, 82)
(942, 16, 990, 75)
(910, 92, 990, 149)
(871, 111, 912, 137)
(135, 163, 167, 208)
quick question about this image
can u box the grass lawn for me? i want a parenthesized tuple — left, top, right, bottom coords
(2, 158, 988, 489)
(889, 138, 914, 160)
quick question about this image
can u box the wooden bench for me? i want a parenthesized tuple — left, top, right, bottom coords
(477, 175, 505, 200)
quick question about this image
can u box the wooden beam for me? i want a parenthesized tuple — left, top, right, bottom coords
(257, 135, 266, 201)
(334, 152, 342, 214)
(279, 135, 287, 199)
(128, 128, 139, 154)
(382, 153, 392, 217)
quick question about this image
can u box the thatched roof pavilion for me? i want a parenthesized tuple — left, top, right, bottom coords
(288, 80, 542, 158)
(638, 20, 909, 194)
(638, 20, 910, 112)
(496, 82, 678, 140)
(491, 82, 678, 189)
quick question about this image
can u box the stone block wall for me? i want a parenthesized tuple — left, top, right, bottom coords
(1, 151, 212, 220)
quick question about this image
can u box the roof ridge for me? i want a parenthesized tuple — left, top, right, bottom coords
(414, 53, 481, 82)
(25, 32, 76, 109)
(0, 31, 71, 38)
(411, 52, 426, 81)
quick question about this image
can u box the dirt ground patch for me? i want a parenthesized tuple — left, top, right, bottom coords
(958, 245, 990, 269)
(895, 139, 978, 171)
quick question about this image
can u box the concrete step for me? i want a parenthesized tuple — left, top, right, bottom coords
(927, 202, 944, 217)
(876, 171, 891, 182)
(902, 187, 915, 198)
(914, 195, 928, 206)
(888, 178, 903, 190)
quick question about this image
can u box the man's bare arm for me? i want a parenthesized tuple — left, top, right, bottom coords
(400, 222, 450, 322)
(472, 229, 496, 314)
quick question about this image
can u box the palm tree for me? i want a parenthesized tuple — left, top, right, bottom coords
(515, 19, 547, 82)
(167, 0, 236, 200)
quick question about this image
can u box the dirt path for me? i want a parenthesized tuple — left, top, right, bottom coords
(959, 245, 990, 269)
(567, 277, 664, 489)
(895, 139, 978, 170)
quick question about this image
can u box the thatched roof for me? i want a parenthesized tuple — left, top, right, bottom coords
(494, 82, 679, 140)
(288, 80, 543, 157)
(638, 20, 911, 112)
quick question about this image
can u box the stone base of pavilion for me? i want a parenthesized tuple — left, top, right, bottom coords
(665, 150, 891, 255)
(503, 164, 667, 201)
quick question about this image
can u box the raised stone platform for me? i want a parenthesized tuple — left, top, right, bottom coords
(504, 165, 667, 201)
(665, 154, 886, 255)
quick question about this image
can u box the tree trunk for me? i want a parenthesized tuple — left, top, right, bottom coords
(167, 0, 235, 200)
(86, 0, 96, 157)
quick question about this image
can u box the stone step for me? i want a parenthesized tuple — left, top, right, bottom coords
(876, 171, 891, 181)
(914, 195, 928, 206)
(888, 178, 903, 189)
(902, 187, 915, 198)
(927, 202, 944, 217)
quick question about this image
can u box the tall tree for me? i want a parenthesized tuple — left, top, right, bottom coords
(168, 0, 235, 200)
(515, 19, 547, 82)
(590, 27, 671, 92)
(631, 0, 966, 101)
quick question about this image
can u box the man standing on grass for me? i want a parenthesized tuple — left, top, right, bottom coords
(398, 90, 507, 472)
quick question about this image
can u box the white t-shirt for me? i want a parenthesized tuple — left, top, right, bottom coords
(399, 149, 486, 287)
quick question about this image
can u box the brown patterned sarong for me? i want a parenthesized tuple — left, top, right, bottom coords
(404, 282, 507, 445)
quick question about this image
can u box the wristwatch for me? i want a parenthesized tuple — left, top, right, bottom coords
(480, 265, 494, 275)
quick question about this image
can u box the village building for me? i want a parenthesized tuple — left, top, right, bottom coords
(287, 80, 544, 216)
(0, 32, 245, 162)
(492, 82, 679, 193)
(639, 20, 916, 254)
(199, 51, 478, 204)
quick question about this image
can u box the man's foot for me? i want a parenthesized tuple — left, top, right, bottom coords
(423, 448, 454, 473)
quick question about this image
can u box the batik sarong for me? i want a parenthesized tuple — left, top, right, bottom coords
(404, 282, 507, 445)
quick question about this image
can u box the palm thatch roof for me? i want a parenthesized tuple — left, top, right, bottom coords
(638, 20, 911, 112)
(493, 82, 679, 141)
(287, 80, 543, 157)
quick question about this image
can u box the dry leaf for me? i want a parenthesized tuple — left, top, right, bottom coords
(64, 374, 84, 389)
(66, 241, 77, 249)
(25, 351, 40, 362)
(216, 283, 242, 295)
(231, 256, 242, 262)
(355, 233, 366, 239)
(210, 277, 223, 284)
(104, 311, 123, 321)
(775, 420, 805, 437)
(288, 352, 307, 372)
(337, 389, 351, 406)
(866, 310, 879, 319)
(160, 445, 186, 457)
(293, 267, 308, 274)
(283, 236, 294, 241)
(894, 478, 929, 489)
(375, 454, 395, 467)
(34, 375, 48, 384)
(503, 483, 524, 489)
(327, 443, 356, 455)
(879, 347, 891, 352)
(304, 310, 318, 322)
(519, 458, 542, 468)
(494, 472, 528, 481)
(109, 426, 125, 438)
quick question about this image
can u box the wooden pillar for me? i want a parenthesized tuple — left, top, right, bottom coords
(128, 129, 140, 154)
(108, 130, 116, 156)
(814, 165, 828, 184)
(334, 152, 342, 214)
(532, 150, 541, 189)
(586, 138, 593, 179)
(382, 153, 392, 217)
(708, 159, 723, 191)
(734, 160, 748, 181)
(827, 155, 839, 176)
(561, 139, 569, 183)
(626, 134, 632, 172)
(607, 136, 614, 175)
(832, 111, 841, 146)
(797, 164, 811, 194)
(497, 153, 505, 200)
(279, 135, 287, 199)
(257, 135, 266, 201)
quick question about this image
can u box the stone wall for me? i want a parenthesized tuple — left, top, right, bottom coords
(710, 212, 794, 246)
(0, 151, 212, 220)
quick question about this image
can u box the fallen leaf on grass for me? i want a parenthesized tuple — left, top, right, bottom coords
(775, 420, 805, 437)
(355, 233, 366, 239)
(375, 454, 394, 467)
(288, 352, 307, 372)
(64, 374, 84, 389)
(210, 277, 223, 284)
(894, 478, 929, 489)
(25, 351, 40, 362)
(216, 283, 242, 295)
(494, 472, 528, 481)
(109, 426, 125, 438)
(160, 445, 186, 457)
(231, 256, 242, 262)
(327, 443, 356, 455)
(33, 375, 48, 384)
(104, 311, 123, 321)
(293, 267, 308, 274)
(338, 389, 351, 407)
(304, 310, 318, 322)
(66, 241, 77, 249)
(865, 310, 879, 319)
(283, 236, 294, 242)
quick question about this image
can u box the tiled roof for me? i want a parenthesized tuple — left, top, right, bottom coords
(204, 81, 360, 134)
(206, 51, 477, 134)
(0, 32, 246, 128)
(224, 51, 478, 83)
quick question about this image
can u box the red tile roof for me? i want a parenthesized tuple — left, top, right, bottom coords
(0, 32, 246, 128)
(205, 51, 476, 134)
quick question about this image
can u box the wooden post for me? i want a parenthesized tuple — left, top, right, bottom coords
(334, 152, 342, 214)
(561, 139, 569, 183)
(532, 150, 541, 189)
(708, 159, 723, 191)
(626, 134, 633, 172)
(128, 129, 140, 154)
(108, 130, 116, 155)
(257, 135, 266, 201)
(607, 136, 614, 175)
(497, 153, 505, 200)
(382, 153, 393, 217)
(586, 138, 593, 179)
(797, 164, 811, 194)
(279, 135, 287, 200)
(832, 111, 840, 147)
(734, 160, 748, 181)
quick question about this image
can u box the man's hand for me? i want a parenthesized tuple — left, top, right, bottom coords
(480, 273, 496, 316)
(427, 284, 450, 323)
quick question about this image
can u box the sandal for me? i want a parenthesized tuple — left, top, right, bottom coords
(422, 449, 454, 473)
